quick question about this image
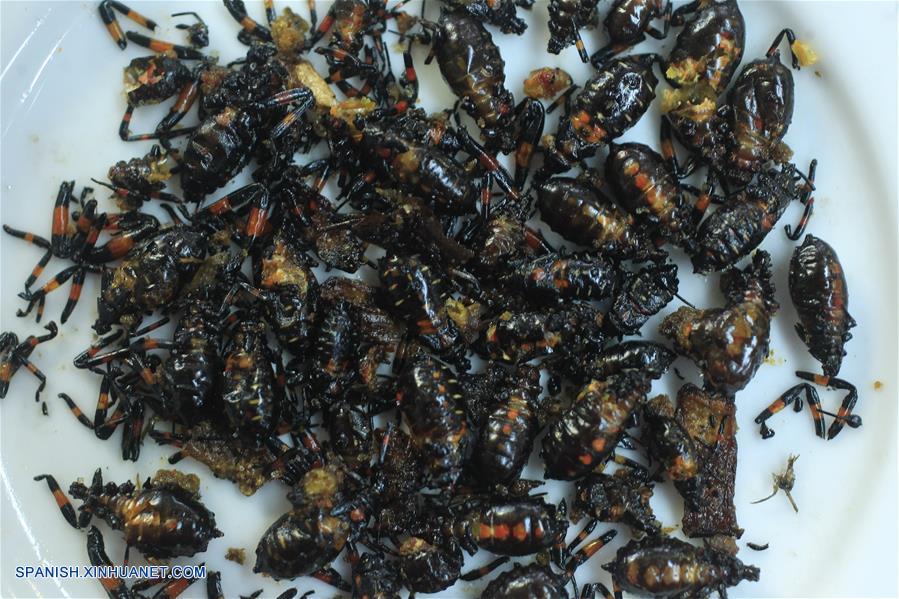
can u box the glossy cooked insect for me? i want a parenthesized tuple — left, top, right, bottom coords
(691, 163, 811, 274)
(664, 0, 745, 96)
(5, 182, 111, 323)
(173, 11, 210, 48)
(477, 303, 605, 364)
(661, 251, 778, 395)
(421, 11, 544, 155)
(472, 364, 543, 485)
(602, 536, 759, 598)
(0, 322, 58, 412)
(181, 44, 314, 199)
(642, 394, 703, 508)
(547, 0, 600, 62)
(397, 355, 472, 490)
(542, 372, 650, 480)
(103, 145, 181, 208)
(117, 55, 200, 145)
(592, 0, 671, 65)
(254, 231, 319, 356)
(98, 0, 204, 59)
(605, 142, 698, 253)
(255, 466, 360, 586)
(446, 497, 570, 559)
(397, 533, 464, 594)
(222, 311, 285, 442)
(562, 340, 676, 385)
(479, 527, 618, 599)
(723, 29, 816, 187)
(537, 178, 661, 261)
(501, 252, 615, 306)
(572, 468, 660, 535)
(35, 468, 221, 558)
(756, 235, 860, 440)
(607, 262, 679, 336)
(379, 254, 464, 357)
(345, 543, 402, 599)
(540, 54, 660, 177)
(441, 0, 533, 35)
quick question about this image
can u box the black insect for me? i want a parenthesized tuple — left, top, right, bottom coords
(602, 536, 759, 598)
(0, 322, 57, 412)
(540, 54, 660, 177)
(537, 177, 661, 262)
(181, 44, 314, 199)
(103, 145, 182, 208)
(642, 394, 703, 508)
(35, 468, 221, 559)
(500, 252, 616, 306)
(547, 0, 600, 62)
(756, 235, 860, 440)
(542, 372, 650, 480)
(173, 11, 210, 48)
(441, 0, 533, 35)
(477, 303, 605, 365)
(661, 251, 779, 395)
(397, 355, 472, 490)
(691, 163, 813, 274)
(593, 0, 671, 65)
(562, 341, 676, 385)
(572, 468, 660, 535)
(254, 465, 362, 587)
(397, 533, 464, 594)
(418, 11, 544, 155)
(470, 364, 543, 485)
(607, 262, 679, 335)
(663, 0, 745, 96)
(605, 142, 698, 253)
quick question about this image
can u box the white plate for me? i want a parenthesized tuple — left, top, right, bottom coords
(1, 1, 897, 597)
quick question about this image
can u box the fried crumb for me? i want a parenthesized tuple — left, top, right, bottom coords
(225, 547, 246, 565)
(752, 454, 799, 513)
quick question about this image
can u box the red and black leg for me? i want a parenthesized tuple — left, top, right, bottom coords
(98, 0, 159, 50)
(311, 567, 351, 592)
(796, 371, 861, 440)
(224, 0, 273, 43)
(564, 529, 618, 579)
(3, 226, 53, 291)
(755, 382, 824, 439)
(459, 556, 511, 581)
(124, 31, 206, 60)
(513, 97, 546, 190)
(33, 473, 80, 529)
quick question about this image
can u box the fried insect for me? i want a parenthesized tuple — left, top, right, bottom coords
(0, 323, 57, 413)
(573, 469, 660, 535)
(756, 235, 859, 439)
(661, 251, 778, 394)
(35, 468, 221, 558)
(593, 0, 671, 65)
(602, 536, 759, 598)
(608, 262, 679, 336)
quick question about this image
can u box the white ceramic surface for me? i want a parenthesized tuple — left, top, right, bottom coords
(1, 1, 897, 597)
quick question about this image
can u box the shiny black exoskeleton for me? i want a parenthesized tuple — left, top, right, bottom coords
(542, 372, 649, 480)
(478, 303, 605, 364)
(725, 31, 802, 184)
(0, 322, 57, 408)
(603, 536, 759, 598)
(592, 0, 671, 65)
(547, 0, 599, 61)
(757, 235, 859, 440)
(397, 355, 472, 490)
(664, 0, 745, 95)
(428, 12, 516, 151)
(537, 178, 660, 261)
(255, 465, 362, 582)
(573, 469, 660, 535)
(254, 232, 319, 356)
(182, 44, 314, 199)
(447, 497, 568, 558)
(541, 54, 659, 176)
(35, 468, 221, 559)
(93, 225, 208, 334)
(397, 534, 464, 594)
(501, 252, 616, 306)
(692, 163, 808, 273)
(472, 364, 542, 485)
(608, 262, 679, 335)
(606, 142, 698, 252)
(442, 0, 532, 35)
(222, 312, 284, 442)
(105, 145, 179, 208)
(563, 340, 676, 385)
(642, 394, 703, 508)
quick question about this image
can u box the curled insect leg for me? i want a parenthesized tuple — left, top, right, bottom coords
(785, 159, 816, 240)
(796, 371, 861, 439)
(223, 0, 273, 43)
(564, 529, 618, 579)
(754, 383, 823, 439)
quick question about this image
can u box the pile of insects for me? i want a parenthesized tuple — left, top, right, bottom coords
(1, 0, 863, 596)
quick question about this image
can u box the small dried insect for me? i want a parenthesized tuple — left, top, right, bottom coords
(752, 454, 800, 513)
(35, 468, 222, 558)
(0, 322, 57, 412)
(524, 67, 573, 100)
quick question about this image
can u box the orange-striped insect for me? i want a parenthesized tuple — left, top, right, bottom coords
(0, 322, 57, 413)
